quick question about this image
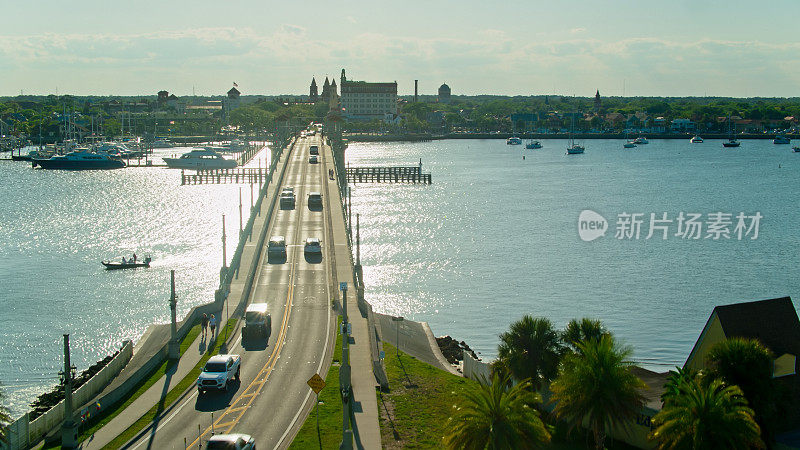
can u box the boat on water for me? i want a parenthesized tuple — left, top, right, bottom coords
(566, 115, 584, 154)
(722, 117, 740, 147)
(506, 137, 523, 145)
(525, 140, 542, 149)
(793, 146, 800, 153)
(12, 148, 54, 161)
(690, 136, 704, 143)
(163, 148, 238, 169)
(774, 135, 791, 144)
(102, 255, 152, 270)
(633, 137, 649, 144)
(152, 139, 174, 148)
(33, 149, 126, 170)
(623, 141, 637, 148)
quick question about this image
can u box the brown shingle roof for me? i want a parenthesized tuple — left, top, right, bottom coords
(714, 296, 800, 357)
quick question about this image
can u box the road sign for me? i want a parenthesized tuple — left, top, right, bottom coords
(307, 373, 326, 394)
(339, 282, 348, 291)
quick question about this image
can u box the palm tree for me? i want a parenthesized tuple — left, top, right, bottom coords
(650, 376, 764, 449)
(550, 335, 646, 450)
(495, 316, 563, 390)
(0, 383, 12, 444)
(443, 376, 550, 450)
(561, 318, 609, 353)
(706, 337, 775, 442)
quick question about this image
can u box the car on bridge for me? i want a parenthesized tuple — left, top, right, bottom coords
(308, 154, 318, 164)
(242, 303, 271, 340)
(309, 145, 319, 155)
(268, 236, 286, 258)
(197, 354, 240, 394)
(206, 433, 255, 449)
(307, 192, 322, 209)
(279, 188, 295, 208)
(304, 237, 322, 255)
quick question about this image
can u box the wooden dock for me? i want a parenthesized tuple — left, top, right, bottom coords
(345, 165, 431, 184)
(181, 168, 268, 185)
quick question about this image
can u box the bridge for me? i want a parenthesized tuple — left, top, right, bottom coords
(1, 134, 387, 450)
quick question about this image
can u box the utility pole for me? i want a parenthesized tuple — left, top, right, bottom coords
(60, 334, 78, 448)
(168, 270, 179, 359)
(339, 283, 353, 449)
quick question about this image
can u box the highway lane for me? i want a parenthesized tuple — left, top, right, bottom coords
(124, 136, 335, 449)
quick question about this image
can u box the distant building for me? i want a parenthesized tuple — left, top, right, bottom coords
(223, 86, 241, 120)
(670, 118, 695, 132)
(157, 90, 169, 103)
(594, 89, 601, 110)
(309, 77, 319, 102)
(438, 83, 451, 103)
(339, 69, 398, 120)
(320, 77, 335, 103)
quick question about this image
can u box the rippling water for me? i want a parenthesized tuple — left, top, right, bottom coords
(0, 146, 268, 417)
(346, 139, 800, 369)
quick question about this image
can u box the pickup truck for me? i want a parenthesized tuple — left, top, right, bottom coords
(197, 354, 241, 394)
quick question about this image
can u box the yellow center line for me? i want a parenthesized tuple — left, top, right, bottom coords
(187, 143, 307, 448)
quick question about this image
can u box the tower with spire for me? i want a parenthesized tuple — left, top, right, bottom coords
(594, 89, 601, 111)
(309, 77, 318, 102)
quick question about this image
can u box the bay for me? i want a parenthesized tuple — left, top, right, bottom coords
(345, 138, 800, 369)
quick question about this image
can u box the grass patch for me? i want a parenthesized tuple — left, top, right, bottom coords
(41, 323, 203, 449)
(101, 319, 236, 449)
(288, 316, 342, 450)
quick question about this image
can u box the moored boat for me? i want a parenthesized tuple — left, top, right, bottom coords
(33, 149, 126, 170)
(793, 146, 800, 153)
(690, 136, 704, 143)
(774, 135, 791, 144)
(525, 140, 542, 149)
(623, 141, 637, 148)
(633, 136, 648, 144)
(506, 137, 522, 145)
(163, 149, 238, 169)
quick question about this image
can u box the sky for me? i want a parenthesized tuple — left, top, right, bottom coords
(1, 0, 799, 97)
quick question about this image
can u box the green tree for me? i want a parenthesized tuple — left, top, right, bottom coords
(550, 335, 646, 450)
(561, 318, 609, 354)
(443, 376, 550, 450)
(494, 316, 563, 390)
(706, 337, 776, 443)
(650, 375, 764, 449)
(0, 382, 11, 444)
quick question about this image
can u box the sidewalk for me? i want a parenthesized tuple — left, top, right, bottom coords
(322, 143, 382, 449)
(76, 145, 292, 449)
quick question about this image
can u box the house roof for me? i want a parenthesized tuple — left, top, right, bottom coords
(714, 296, 800, 357)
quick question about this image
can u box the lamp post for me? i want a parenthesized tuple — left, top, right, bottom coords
(339, 282, 353, 449)
(168, 270, 179, 359)
(391, 316, 404, 358)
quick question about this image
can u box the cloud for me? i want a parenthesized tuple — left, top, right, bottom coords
(1, 29, 799, 96)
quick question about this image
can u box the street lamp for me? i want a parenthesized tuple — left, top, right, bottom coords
(391, 316, 404, 358)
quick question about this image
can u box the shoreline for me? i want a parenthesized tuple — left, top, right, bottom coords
(344, 132, 799, 142)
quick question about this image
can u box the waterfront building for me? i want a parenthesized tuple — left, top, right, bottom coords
(438, 83, 451, 103)
(339, 69, 398, 121)
(309, 77, 319, 102)
(670, 118, 696, 132)
(222, 86, 241, 120)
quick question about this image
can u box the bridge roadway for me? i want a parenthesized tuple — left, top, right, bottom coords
(124, 136, 337, 449)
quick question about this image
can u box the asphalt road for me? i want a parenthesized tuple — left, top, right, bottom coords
(124, 136, 335, 449)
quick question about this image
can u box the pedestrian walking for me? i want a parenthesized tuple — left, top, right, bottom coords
(201, 313, 209, 338)
(209, 314, 217, 337)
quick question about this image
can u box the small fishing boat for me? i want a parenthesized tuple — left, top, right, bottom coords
(102, 255, 152, 270)
(506, 137, 523, 145)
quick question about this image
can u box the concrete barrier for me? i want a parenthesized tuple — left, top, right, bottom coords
(462, 350, 491, 383)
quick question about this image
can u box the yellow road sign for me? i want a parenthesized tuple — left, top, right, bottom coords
(307, 373, 326, 394)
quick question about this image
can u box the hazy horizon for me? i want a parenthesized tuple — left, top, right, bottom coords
(2, 0, 799, 98)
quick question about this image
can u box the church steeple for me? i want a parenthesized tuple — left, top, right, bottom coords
(310, 77, 318, 102)
(594, 89, 601, 110)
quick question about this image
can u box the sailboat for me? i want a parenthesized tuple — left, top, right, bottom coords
(566, 114, 585, 154)
(623, 131, 636, 148)
(723, 116, 740, 148)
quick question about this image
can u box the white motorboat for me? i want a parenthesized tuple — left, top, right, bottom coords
(633, 136, 649, 144)
(163, 149, 238, 169)
(506, 137, 523, 145)
(690, 136, 704, 143)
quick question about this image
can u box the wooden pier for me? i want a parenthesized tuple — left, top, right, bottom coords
(181, 168, 268, 185)
(345, 164, 432, 184)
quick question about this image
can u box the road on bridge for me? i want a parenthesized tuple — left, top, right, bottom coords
(124, 135, 337, 449)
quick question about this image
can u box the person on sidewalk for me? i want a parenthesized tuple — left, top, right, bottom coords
(201, 313, 209, 339)
(209, 314, 217, 338)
